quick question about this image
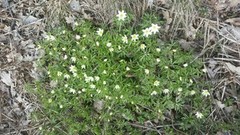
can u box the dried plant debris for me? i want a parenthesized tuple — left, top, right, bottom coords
(0, 0, 240, 134)
(0, 0, 47, 134)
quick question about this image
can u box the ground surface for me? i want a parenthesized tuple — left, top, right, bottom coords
(0, 0, 240, 134)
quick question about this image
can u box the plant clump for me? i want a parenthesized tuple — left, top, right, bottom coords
(35, 11, 212, 134)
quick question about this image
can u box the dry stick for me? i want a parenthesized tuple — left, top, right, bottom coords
(1, 113, 15, 122)
(157, 5, 240, 44)
(221, 81, 226, 101)
(214, 57, 240, 63)
(0, 92, 2, 123)
(4, 126, 39, 135)
(222, 44, 239, 53)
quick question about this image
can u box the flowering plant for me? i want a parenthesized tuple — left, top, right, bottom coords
(35, 11, 212, 134)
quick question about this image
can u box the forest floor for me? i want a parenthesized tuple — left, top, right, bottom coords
(0, 0, 240, 134)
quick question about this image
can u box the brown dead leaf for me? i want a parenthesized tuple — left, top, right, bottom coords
(0, 71, 13, 86)
(69, 0, 81, 12)
(225, 18, 240, 27)
(220, 25, 240, 42)
(178, 39, 197, 52)
(0, 23, 5, 29)
(214, 1, 229, 11)
(93, 100, 104, 112)
(214, 99, 225, 109)
(65, 16, 75, 24)
(229, 0, 240, 8)
(225, 106, 234, 113)
(185, 25, 197, 40)
(163, 10, 172, 25)
(225, 62, 240, 75)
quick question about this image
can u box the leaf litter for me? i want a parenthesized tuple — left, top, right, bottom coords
(1, 0, 240, 134)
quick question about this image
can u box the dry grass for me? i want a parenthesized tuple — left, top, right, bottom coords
(1, 0, 239, 134)
(44, 0, 149, 26)
(45, 0, 71, 27)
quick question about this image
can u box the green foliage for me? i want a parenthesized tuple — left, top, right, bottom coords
(34, 12, 212, 134)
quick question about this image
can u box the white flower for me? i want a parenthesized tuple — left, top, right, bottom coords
(64, 74, 70, 79)
(190, 90, 196, 95)
(142, 28, 152, 37)
(82, 88, 86, 92)
(62, 47, 66, 51)
(202, 90, 210, 97)
(57, 71, 62, 76)
(172, 49, 177, 53)
(90, 84, 96, 89)
(51, 90, 55, 94)
(202, 68, 207, 73)
(96, 41, 99, 46)
(156, 48, 161, 52)
(116, 10, 127, 21)
(49, 52, 53, 55)
(89, 76, 94, 81)
(97, 28, 104, 36)
(103, 81, 106, 85)
(73, 73, 78, 77)
(63, 55, 68, 60)
(183, 63, 188, 67)
(96, 89, 101, 94)
(164, 66, 169, 69)
(59, 105, 63, 108)
(149, 24, 160, 34)
(118, 46, 122, 50)
(94, 76, 100, 81)
(140, 44, 146, 50)
(151, 91, 157, 96)
(69, 65, 77, 73)
(195, 112, 203, 119)
(190, 79, 193, 84)
(106, 42, 112, 47)
(103, 59, 108, 62)
(102, 70, 107, 74)
(62, 30, 66, 34)
(131, 34, 139, 42)
(71, 57, 76, 62)
(81, 65, 86, 69)
(74, 22, 79, 26)
(64, 84, 68, 88)
(156, 58, 160, 63)
(85, 76, 94, 83)
(48, 99, 52, 103)
(109, 48, 114, 52)
(70, 88, 76, 94)
(126, 67, 130, 71)
(154, 80, 160, 86)
(120, 95, 123, 99)
(144, 69, 150, 75)
(75, 35, 80, 40)
(122, 35, 128, 43)
(178, 87, 183, 92)
(115, 85, 120, 90)
(163, 89, 169, 94)
(82, 34, 86, 37)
